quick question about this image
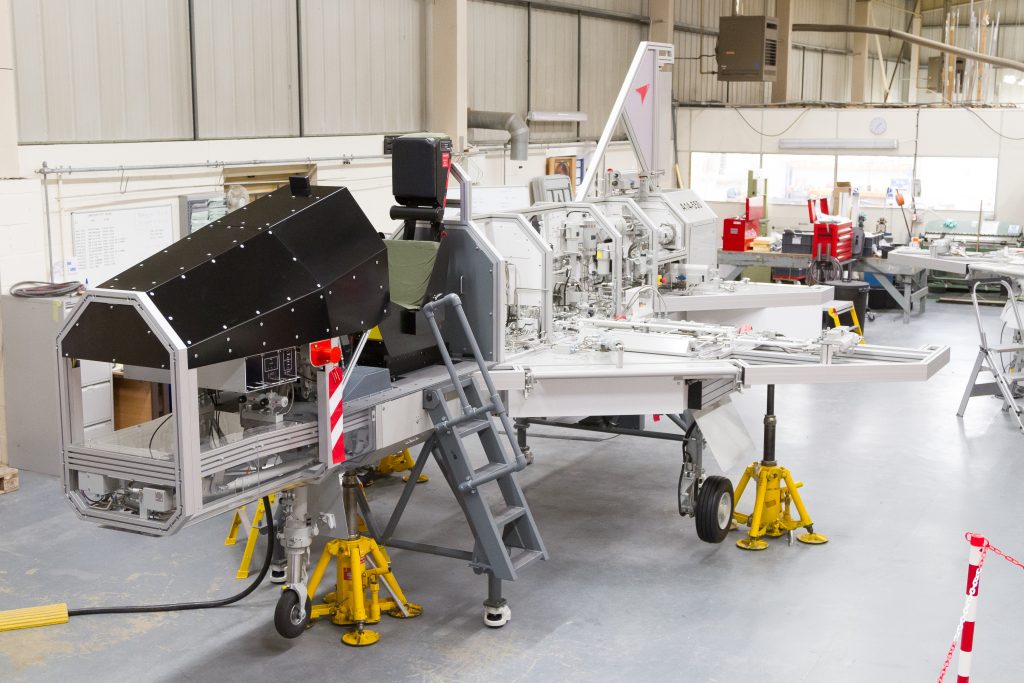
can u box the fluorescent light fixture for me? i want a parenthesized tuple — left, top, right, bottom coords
(527, 111, 588, 123)
(779, 138, 899, 150)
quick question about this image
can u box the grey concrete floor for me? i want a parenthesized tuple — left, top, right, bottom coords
(2, 301, 1023, 682)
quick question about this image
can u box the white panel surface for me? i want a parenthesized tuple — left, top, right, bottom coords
(13, 0, 192, 143)
(690, 108, 763, 153)
(301, 0, 425, 135)
(193, 0, 299, 138)
(759, 108, 838, 153)
(917, 108, 1001, 157)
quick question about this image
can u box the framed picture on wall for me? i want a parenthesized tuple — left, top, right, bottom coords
(546, 156, 577, 191)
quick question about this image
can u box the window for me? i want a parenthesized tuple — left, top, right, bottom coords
(762, 154, 836, 204)
(917, 157, 998, 213)
(836, 155, 915, 207)
(689, 153, 762, 201)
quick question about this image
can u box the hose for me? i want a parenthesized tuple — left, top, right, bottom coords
(10, 281, 84, 298)
(67, 495, 275, 616)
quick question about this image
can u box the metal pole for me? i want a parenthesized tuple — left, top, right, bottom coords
(41, 161, 54, 282)
(956, 534, 986, 682)
(342, 472, 359, 540)
(793, 22, 1024, 73)
(762, 384, 776, 466)
(338, 330, 371, 397)
(35, 153, 390, 176)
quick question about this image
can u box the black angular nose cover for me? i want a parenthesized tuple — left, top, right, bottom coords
(63, 184, 389, 369)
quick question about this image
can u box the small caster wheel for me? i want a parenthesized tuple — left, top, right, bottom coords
(269, 563, 286, 584)
(484, 604, 511, 628)
(694, 475, 734, 544)
(274, 590, 311, 639)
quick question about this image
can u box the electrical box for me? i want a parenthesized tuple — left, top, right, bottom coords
(716, 15, 778, 82)
(1, 295, 113, 476)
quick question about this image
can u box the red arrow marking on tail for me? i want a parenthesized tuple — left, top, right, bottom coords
(636, 83, 649, 103)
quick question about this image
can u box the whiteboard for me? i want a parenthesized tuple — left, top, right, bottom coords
(72, 205, 175, 287)
(442, 185, 532, 221)
(471, 186, 531, 215)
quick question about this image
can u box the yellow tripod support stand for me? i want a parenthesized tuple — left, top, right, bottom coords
(732, 385, 828, 551)
(225, 494, 276, 579)
(306, 534, 422, 646)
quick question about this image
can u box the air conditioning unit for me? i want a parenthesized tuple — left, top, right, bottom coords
(716, 15, 779, 82)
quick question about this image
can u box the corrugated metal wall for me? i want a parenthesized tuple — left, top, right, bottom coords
(673, 0, 862, 105)
(467, 0, 528, 143)
(13, 0, 193, 143)
(193, 0, 299, 139)
(15, 0, 1006, 144)
(579, 16, 643, 138)
(466, 0, 643, 142)
(300, 0, 425, 135)
(530, 8, 580, 142)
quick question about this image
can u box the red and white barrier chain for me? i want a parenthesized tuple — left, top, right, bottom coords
(938, 532, 1024, 682)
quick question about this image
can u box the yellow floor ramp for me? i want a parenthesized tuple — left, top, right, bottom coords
(0, 603, 69, 632)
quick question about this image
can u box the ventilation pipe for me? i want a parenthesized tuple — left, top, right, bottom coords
(467, 109, 529, 161)
(793, 23, 1024, 73)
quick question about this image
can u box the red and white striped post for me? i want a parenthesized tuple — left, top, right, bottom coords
(311, 339, 345, 467)
(957, 533, 987, 683)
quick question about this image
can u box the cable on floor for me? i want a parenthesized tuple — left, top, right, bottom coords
(67, 495, 274, 617)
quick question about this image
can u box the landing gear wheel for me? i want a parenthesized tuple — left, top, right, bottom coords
(695, 475, 734, 544)
(274, 590, 311, 639)
(484, 604, 511, 628)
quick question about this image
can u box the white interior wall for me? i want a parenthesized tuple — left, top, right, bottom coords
(8, 136, 640, 291)
(677, 105, 1024, 236)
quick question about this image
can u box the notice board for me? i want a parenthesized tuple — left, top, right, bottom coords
(71, 205, 175, 287)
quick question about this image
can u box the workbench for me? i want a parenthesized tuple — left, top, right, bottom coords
(716, 250, 930, 324)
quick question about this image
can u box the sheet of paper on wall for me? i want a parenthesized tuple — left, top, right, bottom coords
(71, 204, 175, 288)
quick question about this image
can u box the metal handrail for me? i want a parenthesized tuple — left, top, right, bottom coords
(421, 294, 528, 475)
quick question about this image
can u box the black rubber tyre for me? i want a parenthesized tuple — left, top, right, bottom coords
(274, 590, 311, 639)
(694, 475, 734, 544)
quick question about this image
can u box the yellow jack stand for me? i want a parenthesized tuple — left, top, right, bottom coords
(364, 449, 428, 486)
(732, 385, 828, 551)
(224, 494, 276, 579)
(306, 534, 422, 646)
(306, 472, 421, 646)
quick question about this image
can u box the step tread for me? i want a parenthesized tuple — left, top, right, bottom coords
(491, 505, 526, 527)
(509, 548, 545, 571)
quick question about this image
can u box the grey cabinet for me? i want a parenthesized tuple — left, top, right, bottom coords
(1, 295, 113, 476)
